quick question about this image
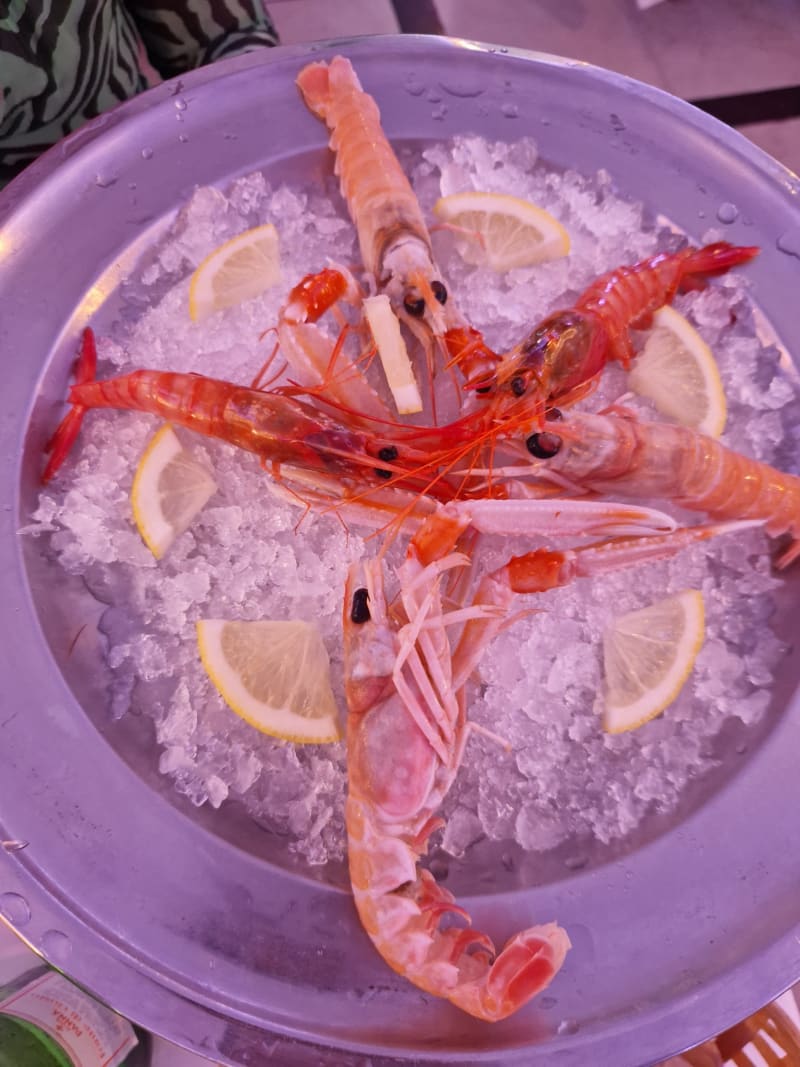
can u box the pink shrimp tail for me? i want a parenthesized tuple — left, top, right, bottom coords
(297, 56, 359, 120)
(354, 850, 570, 1022)
(409, 869, 570, 1022)
(296, 60, 332, 118)
(472, 925, 572, 1019)
(678, 241, 759, 291)
(42, 327, 98, 484)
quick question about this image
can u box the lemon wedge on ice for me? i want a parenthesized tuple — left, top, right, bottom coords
(196, 619, 342, 744)
(602, 590, 705, 733)
(131, 425, 217, 558)
(628, 306, 727, 438)
(432, 191, 570, 271)
(188, 223, 281, 321)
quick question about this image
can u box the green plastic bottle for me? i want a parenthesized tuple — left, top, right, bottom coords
(0, 964, 146, 1067)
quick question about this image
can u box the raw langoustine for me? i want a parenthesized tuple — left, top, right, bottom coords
(296, 55, 451, 339)
(510, 409, 800, 567)
(496, 242, 758, 409)
(343, 502, 751, 1020)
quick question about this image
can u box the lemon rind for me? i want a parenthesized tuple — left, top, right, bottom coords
(629, 306, 727, 439)
(131, 425, 184, 559)
(602, 590, 705, 734)
(196, 620, 342, 745)
(432, 191, 570, 271)
(188, 223, 281, 322)
(131, 424, 217, 559)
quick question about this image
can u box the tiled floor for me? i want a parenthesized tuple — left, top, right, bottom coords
(268, 0, 800, 173)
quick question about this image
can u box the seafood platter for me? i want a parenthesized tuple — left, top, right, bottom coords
(0, 34, 799, 1067)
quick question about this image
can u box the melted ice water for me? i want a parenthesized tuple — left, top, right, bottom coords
(27, 137, 797, 868)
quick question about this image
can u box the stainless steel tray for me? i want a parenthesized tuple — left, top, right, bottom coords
(1, 34, 799, 1067)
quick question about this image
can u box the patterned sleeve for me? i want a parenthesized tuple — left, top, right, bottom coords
(127, 0, 279, 81)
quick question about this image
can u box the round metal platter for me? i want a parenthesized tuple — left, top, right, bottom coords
(0, 34, 799, 1067)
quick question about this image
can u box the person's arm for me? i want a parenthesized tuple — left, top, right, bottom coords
(127, 0, 278, 82)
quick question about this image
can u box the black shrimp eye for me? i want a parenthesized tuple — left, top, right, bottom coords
(403, 294, 426, 318)
(546, 407, 563, 421)
(351, 588, 371, 624)
(431, 280, 448, 305)
(378, 446, 398, 462)
(526, 431, 563, 459)
(510, 376, 527, 397)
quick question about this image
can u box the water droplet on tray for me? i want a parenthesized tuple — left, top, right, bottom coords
(128, 182, 137, 190)
(557, 1018, 580, 1035)
(94, 174, 118, 188)
(174, 97, 188, 112)
(141, 147, 154, 160)
(0, 892, 30, 926)
(42, 929, 72, 963)
(609, 113, 625, 132)
(431, 104, 448, 121)
(403, 74, 426, 97)
(439, 80, 484, 99)
(716, 202, 739, 224)
(179, 134, 189, 144)
(1, 840, 28, 853)
(426, 88, 442, 103)
(777, 228, 800, 258)
(501, 102, 519, 119)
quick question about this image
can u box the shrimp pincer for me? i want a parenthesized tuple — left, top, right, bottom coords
(342, 501, 746, 1020)
(492, 242, 759, 411)
(296, 56, 450, 336)
(516, 410, 800, 567)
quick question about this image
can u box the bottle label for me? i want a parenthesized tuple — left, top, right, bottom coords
(0, 971, 137, 1067)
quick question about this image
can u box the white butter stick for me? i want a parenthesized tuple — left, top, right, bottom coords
(363, 294, 423, 415)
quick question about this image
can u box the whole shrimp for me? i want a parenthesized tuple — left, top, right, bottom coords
(509, 409, 800, 567)
(41, 328, 452, 492)
(296, 56, 452, 342)
(447, 242, 758, 414)
(343, 500, 747, 1020)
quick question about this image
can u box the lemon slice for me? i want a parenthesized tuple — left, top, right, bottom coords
(363, 293, 423, 414)
(602, 590, 705, 733)
(188, 223, 281, 321)
(432, 191, 570, 271)
(628, 306, 727, 437)
(197, 619, 341, 743)
(131, 425, 217, 558)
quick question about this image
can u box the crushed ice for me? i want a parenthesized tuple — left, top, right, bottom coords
(27, 139, 797, 867)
